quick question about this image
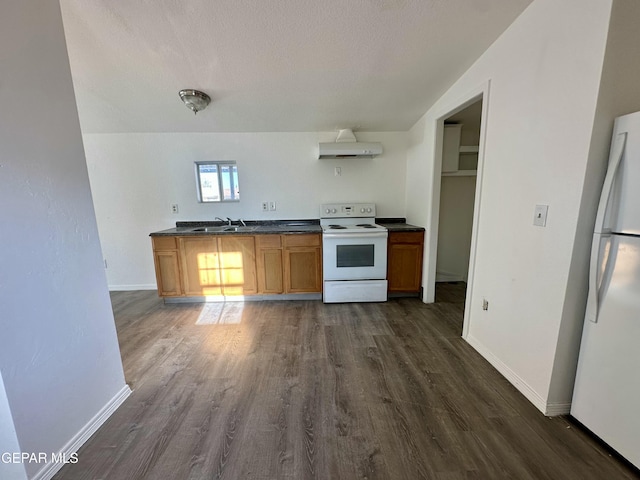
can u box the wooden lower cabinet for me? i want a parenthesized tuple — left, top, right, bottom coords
(256, 235, 284, 294)
(177, 236, 257, 296)
(284, 247, 322, 293)
(387, 231, 425, 294)
(153, 233, 322, 298)
(179, 237, 222, 296)
(152, 237, 182, 297)
(283, 234, 322, 293)
(218, 235, 257, 295)
(256, 233, 322, 294)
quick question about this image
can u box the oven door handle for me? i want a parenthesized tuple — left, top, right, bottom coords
(322, 232, 388, 239)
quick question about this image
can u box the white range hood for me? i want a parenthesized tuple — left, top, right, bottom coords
(318, 129, 383, 159)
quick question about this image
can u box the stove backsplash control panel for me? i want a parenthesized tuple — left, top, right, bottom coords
(320, 203, 376, 218)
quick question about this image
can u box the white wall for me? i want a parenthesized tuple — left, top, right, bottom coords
(406, 0, 613, 414)
(550, 0, 640, 405)
(436, 176, 476, 281)
(0, 2, 129, 478)
(83, 131, 408, 289)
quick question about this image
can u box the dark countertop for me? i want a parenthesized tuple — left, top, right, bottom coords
(150, 220, 322, 236)
(150, 218, 424, 236)
(377, 218, 426, 233)
(380, 223, 425, 232)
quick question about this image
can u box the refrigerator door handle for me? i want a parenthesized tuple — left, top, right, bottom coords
(586, 233, 605, 323)
(586, 132, 627, 323)
(594, 132, 627, 234)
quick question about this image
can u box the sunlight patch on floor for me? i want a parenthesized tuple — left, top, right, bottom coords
(195, 302, 245, 325)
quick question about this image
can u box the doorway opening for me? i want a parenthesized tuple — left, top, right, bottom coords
(434, 101, 482, 327)
(426, 83, 489, 339)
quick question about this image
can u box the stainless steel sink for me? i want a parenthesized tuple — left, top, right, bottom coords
(190, 226, 226, 232)
(222, 226, 258, 232)
(191, 226, 257, 233)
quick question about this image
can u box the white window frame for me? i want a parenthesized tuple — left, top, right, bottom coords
(195, 161, 240, 203)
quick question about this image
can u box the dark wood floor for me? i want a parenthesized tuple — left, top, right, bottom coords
(54, 284, 639, 479)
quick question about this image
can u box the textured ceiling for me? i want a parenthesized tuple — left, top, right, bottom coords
(59, 0, 531, 134)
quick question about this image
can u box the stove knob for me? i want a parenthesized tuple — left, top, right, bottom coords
(325, 208, 331, 214)
(367, 207, 372, 213)
(360, 208, 365, 213)
(331, 208, 337, 214)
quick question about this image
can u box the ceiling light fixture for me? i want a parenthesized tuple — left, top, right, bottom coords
(179, 89, 211, 115)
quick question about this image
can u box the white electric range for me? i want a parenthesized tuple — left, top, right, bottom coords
(320, 203, 388, 303)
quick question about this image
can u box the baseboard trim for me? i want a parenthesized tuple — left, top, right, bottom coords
(465, 335, 555, 416)
(32, 384, 132, 480)
(164, 293, 323, 303)
(108, 284, 156, 291)
(545, 402, 571, 416)
(436, 272, 465, 282)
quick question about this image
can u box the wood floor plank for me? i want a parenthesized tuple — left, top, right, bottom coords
(299, 303, 327, 361)
(53, 285, 640, 480)
(293, 360, 334, 480)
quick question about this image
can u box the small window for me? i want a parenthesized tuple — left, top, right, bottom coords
(195, 161, 240, 202)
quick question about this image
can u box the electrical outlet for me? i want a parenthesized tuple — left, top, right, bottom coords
(482, 298, 489, 311)
(533, 204, 548, 227)
(269, 201, 277, 211)
(262, 202, 269, 212)
(171, 203, 179, 214)
(335, 166, 342, 176)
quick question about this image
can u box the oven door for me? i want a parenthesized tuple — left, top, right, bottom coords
(322, 231, 388, 281)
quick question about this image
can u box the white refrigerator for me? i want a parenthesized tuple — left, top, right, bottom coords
(572, 111, 640, 469)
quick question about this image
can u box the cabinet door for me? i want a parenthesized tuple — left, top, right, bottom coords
(179, 237, 222, 296)
(256, 235, 284, 294)
(388, 231, 424, 293)
(388, 244, 423, 292)
(284, 247, 322, 293)
(256, 235, 284, 293)
(153, 250, 182, 297)
(257, 249, 284, 293)
(218, 236, 257, 295)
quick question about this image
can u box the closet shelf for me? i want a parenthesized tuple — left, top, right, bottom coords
(459, 145, 479, 153)
(442, 170, 477, 177)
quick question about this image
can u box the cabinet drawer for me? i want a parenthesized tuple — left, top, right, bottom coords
(256, 235, 282, 249)
(283, 234, 321, 248)
(389, 231, 424, 245)
(153, 236, 177, 250)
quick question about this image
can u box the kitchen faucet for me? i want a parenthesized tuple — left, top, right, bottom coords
(215, 216, 244, 226)
(229, 218, 247, 226)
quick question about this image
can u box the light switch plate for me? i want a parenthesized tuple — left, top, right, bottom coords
(533, 204, 549, 227)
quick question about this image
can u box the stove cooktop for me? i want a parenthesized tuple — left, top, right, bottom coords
(321, 223, 387, 233)
(319, 203, 387, 233)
